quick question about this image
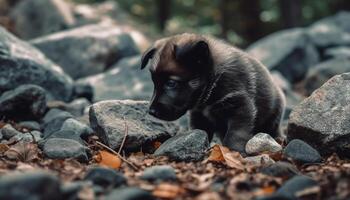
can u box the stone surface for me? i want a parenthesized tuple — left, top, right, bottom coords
(0, 172, 62, 200)
(244, 154, 275, 166)
(324, 46, 350, 59)
(77, 55, 153, 101)
(10, 0, 75, 39)
(288, 73, 350, 156)
(245, 133, 282, 155)
(73, 82, 94, 102)
(260, 161, 299, 179)
(47, 98, 91, 117)
(105, 187, 155, 200)
(42, 108, 73, 136)
(302, 58, 350, 96)
(19, 121, 41, 131)
(0, 85, 46, 120)
(89, 100, 178, 152)
(0, 26, 74, 101)
(31, 24, 139, 79)
(60, 118, 94, 139)
(274, 176, 318, 199)
(247, 28, 319, 83)
(43, 130, 85, 145)
(43, 138, 89, 162)
(1, 124, 21, 140)
(307, 22, 350, 48)
(154, 129, 209, 162)
(283, 139, 322, 164)
(84, 167, 126, 188)
(141, 165, 177, 183)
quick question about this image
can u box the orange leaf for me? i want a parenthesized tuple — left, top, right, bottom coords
(207, 144, 244, 170)
(152, 183, 184, 199)
(254, 186, 276, 196)
(95, 150, 122, 169)
(153, 141, 162, 149)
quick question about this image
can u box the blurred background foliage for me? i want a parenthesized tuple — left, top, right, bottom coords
(72, 0, 350, 47)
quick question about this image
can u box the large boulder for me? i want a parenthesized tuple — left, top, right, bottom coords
(31, 24, 140, 79)
(77, 55, 152, 101)
(288, 73, 350, 156)
(10, 0, 76, 39)
(247, 28, 319, 83)
(0, 26, 74, 101)
(302, 58, 350, 96)
(89, 100, 179, 152)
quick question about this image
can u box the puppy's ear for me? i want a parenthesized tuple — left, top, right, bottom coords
(175, 40, 211, 67)
(141, 47, 157, 70)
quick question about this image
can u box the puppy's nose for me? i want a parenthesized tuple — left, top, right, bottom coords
(148, 108, 157, 116)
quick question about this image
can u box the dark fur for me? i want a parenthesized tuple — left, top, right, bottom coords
(141, 33, 285, 153)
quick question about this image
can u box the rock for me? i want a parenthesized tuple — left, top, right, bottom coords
(302, 58, 350, 96)
(247, 28, 319, 83)
(0, 172, 62, 200)
(105, 187, 155, 200)
(1, 124, 21, 140)
(84, 167, 126, 188)
(60, 118, 94, 139)
(324, 46, 350, 59)
(0, 85, 46, 120)
(19, 121, 41, 131)
(307, 22, 350, 48)
(31, 24, 139, 79)
(154, 129, 209, 162)
(61, 181, 92, 200)
(89, 100, 178, 152)
(77, 55, 153, 101)
(30, 131, 42, 142)
(140, 165, 177, 183)
(245, 133, 282, 155)
(288, 73, 350, 156)
(42, 109, 73, 136)
(10, 0, 75, 39)
(244, 154, 275, 166)
(271, 71, 291, 92)
(283, 90, 304, 121)
(0, 26, 74, 101)
(260, 161, 299, 179)
(73, 82, 94, 102)
(312, 11, 350, 33)
(274, 176, 318, 199)
(283, 139, 322, 164)
(47, 98, 91, 117)
(43, 130, 85, 145)
(43, 138, 89, 162)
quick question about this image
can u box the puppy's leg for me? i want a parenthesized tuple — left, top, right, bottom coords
(211, 92, 256, 153)
(190, 111, 215, 142)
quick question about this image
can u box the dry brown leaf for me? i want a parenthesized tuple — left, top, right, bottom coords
(153, 183, 184, 199)
(253, 186, 276, 197)
(153, 141, 162, 149)
(95, 150, 122, 169)
(0, 144, 10, 154)
(5, 142, 39, 162)
(207, 144, 244, 170)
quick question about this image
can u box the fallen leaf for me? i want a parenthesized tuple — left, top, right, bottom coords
(153, 141, 162, 149)
(253, 186, 276, 196)
(5, 142, 39, 162)
(95, 150, 122, 169)
(0, 144, 10, 154)
(153, 183, 184, 199)
(207, 144, 244, 170)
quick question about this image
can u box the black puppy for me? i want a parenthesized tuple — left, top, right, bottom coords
(141, 33, 285, 153)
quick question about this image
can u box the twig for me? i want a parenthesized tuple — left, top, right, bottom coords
(118, 116, 128, 155)
(96, 141, 139, 170)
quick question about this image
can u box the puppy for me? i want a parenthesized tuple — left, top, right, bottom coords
(141, 33, 285, 153)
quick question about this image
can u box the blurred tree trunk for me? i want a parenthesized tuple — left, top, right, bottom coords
(238, 0, 263, 43)
(219, 0, 230, 39)
(279, 0, 302, 28)
(156, 0, 171, 32)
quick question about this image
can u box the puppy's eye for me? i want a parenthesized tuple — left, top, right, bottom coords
(164, 79, 178, 89)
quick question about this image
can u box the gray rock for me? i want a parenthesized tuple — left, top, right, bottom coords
(60, 118, 94, 139)
(312, 11, 350, 33)
(275, 176, 318, 199)
(47, 98, 91, 117)
(43, 138, 89, 162)
(141, 165, 177, 183)
(283, 139, 322, 164)
(89, 100, 178, 152)
(19, 121, 41, 131)
(0, 171, 62, 200)
(84, 167, 126, 188)
(1, 124, 21, 140)
(245, 133, 282, 155)
(260, 161, 299, 178)
(43, 130, 85, 145)
(31, 24, 139, 79)
(42, 109, 73, 136)
(10, 0, 75, 39)
(154, 129, 209, 162)
(0, 85, 46, 120)
(105, 187, 155, 200)
(247, 28, 319, 83)
(0, 26, 74, 101)
(303, 58, 350, 96)
(77, 55, 152, 101)
(324, 46, 350, 59)
(61, 181, 92, 200)
(73, 82, 94, 102)
(307, 23, 350, 48)
(30, 131, 42, 142)
(244, 154, 275, 166)
(288, 73, 350, 156)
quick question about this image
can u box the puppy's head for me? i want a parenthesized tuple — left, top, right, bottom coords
(141, 34, 213, 121)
